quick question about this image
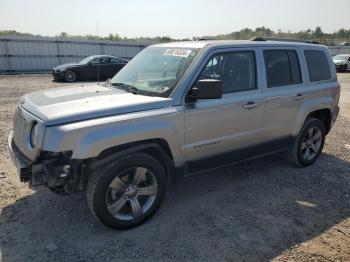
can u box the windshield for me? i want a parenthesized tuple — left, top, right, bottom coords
(111, 47, 199, 97)
(78, 56, 95, 64)
(333, 55, 349, 61)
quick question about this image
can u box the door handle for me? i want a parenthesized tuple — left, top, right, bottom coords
(293, 93, 304, 101)
(243, 101, 260, 109)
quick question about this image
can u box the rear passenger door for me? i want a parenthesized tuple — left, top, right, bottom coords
(260, 47, 324, 142)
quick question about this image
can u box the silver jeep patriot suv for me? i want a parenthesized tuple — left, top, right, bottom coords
(8, 39, 340, 229)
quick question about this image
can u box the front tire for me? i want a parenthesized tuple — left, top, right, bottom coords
(64, 70, 77, 82)
(289, 118, 326, 167)
(86, 153, 167, 230)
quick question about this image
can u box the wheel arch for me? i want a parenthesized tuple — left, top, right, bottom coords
(306, 108, 332, 134)
(70, 69, 80, 79)
(293, 97, 333, 137)
(89, 139, 178, 184)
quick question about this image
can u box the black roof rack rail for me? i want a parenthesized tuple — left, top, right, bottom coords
(250, 37, 319, 44)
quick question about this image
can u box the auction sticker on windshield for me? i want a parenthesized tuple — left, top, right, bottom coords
(163, 49, 192, 58)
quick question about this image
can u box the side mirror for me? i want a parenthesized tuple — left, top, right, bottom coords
(188, 79, 222, 100)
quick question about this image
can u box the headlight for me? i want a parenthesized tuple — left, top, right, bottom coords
(30, 122, 39, 148)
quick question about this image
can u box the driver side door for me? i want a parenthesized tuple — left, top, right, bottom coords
(80, 57, 100, 79)
(184, 48, 265, 168)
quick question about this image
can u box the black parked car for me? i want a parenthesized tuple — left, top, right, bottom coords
(52, 55, 128, 82)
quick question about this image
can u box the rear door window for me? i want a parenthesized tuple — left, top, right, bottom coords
(264, 50, 302, 88)
(304, 50, 331, 82)
(288, 51, 302, 84)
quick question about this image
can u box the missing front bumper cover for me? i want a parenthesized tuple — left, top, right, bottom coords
(8, 132, 85, 194)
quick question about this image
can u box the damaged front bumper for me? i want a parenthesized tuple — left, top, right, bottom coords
(8, 131, 87, 194)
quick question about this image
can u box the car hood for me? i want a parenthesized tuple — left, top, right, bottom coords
(21, 84, 172, 126)
(333, 59, 346, 64)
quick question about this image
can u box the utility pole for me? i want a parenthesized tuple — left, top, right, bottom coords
(97, 20, 100, 83)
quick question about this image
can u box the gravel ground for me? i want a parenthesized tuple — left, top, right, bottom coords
(0, 74, 349, 262)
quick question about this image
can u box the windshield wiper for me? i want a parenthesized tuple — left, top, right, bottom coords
(111, 82, 138, 95)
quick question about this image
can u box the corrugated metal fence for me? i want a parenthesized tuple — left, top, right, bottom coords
(0, 35, 149, 73)
(1, 35, 350, 74)
(329, 46, 350, 56)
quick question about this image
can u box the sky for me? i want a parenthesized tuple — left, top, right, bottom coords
(0, 0, 350, 39)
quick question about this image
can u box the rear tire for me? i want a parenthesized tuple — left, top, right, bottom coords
(288, 117, 326, 167)
(86, 153, 167, 230)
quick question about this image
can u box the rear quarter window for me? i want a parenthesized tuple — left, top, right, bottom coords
(304, 50, 331, 82)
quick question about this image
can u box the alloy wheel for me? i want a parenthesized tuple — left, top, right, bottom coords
(105, 167, 158, 221)
(65, 71, 76, 82)
(300, 126, 322, 161)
